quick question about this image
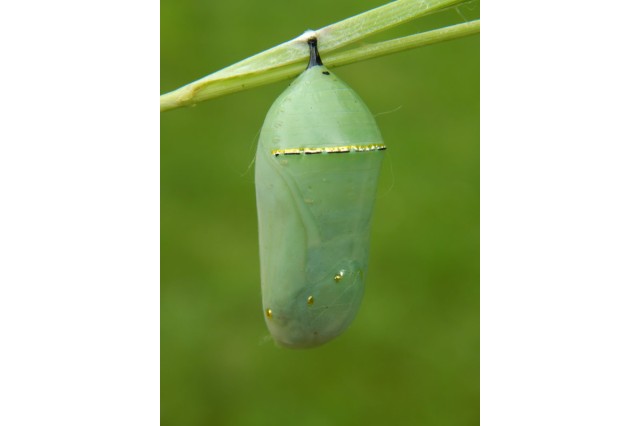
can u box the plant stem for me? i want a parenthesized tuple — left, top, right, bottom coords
(161, 0, 478, 112)
(327, 20, 479, 68)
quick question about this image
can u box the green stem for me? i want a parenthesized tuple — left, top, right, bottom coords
(161, 0, 478, 112)
(327, 20, 479, 68)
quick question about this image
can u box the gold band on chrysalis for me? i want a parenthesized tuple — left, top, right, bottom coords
(272, 144, 386, 157)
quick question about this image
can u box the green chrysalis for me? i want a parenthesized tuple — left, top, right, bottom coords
(255, 36, 385, 348)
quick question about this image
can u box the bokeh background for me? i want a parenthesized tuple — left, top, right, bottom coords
(161, 1, 479, 425)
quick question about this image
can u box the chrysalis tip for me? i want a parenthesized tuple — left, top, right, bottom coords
(307, 37, 323, 69)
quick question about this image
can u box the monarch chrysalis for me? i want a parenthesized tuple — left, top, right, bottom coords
(255, 36, 385, 348)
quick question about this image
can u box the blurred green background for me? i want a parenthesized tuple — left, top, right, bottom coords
(161, 1, 479, 425)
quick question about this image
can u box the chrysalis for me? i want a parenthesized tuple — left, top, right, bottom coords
(255, 36, 385, 348)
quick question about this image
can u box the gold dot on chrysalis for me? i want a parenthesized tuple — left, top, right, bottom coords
(334, 270, 345, 282)
(265, 308, 273, 319)
(307, 296, 314, 305)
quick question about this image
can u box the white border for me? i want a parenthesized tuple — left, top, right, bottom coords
(0, 1, 159, 425)
(482, 1, 640, 424)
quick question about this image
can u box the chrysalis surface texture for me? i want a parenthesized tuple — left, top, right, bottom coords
(255, 38, 385, 348)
